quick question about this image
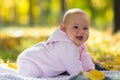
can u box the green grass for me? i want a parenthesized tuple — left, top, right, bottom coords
(0, 26, 56, 61)
(0, 26, 120, 62)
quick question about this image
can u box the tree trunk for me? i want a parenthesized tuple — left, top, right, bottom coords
(29, 0, 34, 26)
(60, 0, 66, 23)
(113, 0, 120, 33)
(0, 0, 3, 26)
(0, 12, 2, 26)
(13, 0, 17, 25)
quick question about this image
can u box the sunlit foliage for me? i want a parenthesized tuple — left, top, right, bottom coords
(0, 0, 113, 29)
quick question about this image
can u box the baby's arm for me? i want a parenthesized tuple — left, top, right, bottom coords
(80, 44, 95, 71)
(55, 42, 84, 76)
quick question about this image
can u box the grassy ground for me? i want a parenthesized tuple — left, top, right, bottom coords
(0, 26, 56, 61)
(0, 26, 120, 63)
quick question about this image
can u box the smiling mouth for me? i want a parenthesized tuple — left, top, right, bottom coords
(76, 36, 83, 41)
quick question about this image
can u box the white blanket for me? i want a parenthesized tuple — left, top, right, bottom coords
(0, 65, 120, 80)
(0, 73, 70, 80)
(0, 64, 70, 80)
(0, 64, 17, 74)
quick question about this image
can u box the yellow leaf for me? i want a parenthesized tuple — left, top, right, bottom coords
(83, 72, 95, 80)
(101, 61, 120, 70)
(7, 60, 17, 69)
(113, 58, 120, 64)
(0, 59, 4, 64)
(83, 69, 105, 80)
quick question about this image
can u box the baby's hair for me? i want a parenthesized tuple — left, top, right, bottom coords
(63, 8, 87, 25)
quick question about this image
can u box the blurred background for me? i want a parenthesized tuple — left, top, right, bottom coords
(0, 0, 120, 63)
(0, 0, 114, 28)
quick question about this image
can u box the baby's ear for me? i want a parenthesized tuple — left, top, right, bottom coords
(60, 23, 66, 32)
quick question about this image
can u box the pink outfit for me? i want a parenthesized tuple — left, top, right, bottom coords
(17, 28, 95, 78)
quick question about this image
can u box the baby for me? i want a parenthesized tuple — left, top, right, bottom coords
(17, 8, 95, 78)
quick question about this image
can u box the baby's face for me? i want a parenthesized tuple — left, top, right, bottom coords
(63, 13, 89, 46)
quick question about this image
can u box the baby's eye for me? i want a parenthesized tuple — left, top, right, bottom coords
(83, 27, 88, 30)
(73, 26, 78, 29)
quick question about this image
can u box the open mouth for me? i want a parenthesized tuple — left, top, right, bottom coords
(76, 36, 83, 41)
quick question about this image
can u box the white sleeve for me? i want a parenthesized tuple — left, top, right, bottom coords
(80, 44, 95, 71)
(54, 42, 83, 76)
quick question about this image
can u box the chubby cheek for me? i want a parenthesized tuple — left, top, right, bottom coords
(66, 32, 76, 41)
(84, 33, 89, 41)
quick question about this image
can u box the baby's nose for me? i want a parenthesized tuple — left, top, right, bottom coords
(78, 29, 84, 34)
